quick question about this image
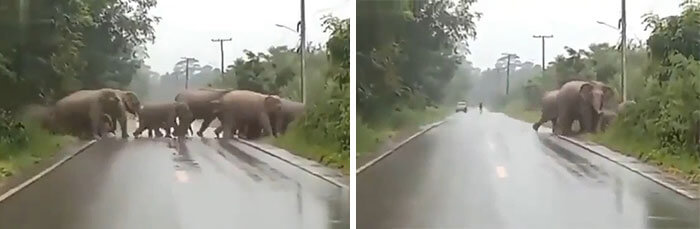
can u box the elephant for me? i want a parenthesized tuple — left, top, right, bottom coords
(52, 89, 125, 139)
(174, 88, 231, 137)
(133, 102, 193, 138)
(271, 98, 305, 136)
(213, 90, 282, 139)
(554, 80, 615, 136)
(214, 97, 305, 138)
(532, 90, 559, 132)
(101, 89, 141, 135)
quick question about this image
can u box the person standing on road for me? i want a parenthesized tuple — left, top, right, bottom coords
(479, 102, 483, 114)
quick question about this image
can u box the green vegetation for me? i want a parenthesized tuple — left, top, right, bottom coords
(0, 0, 158, 178)
(493, 1, 700, 183)
(356, 0, 479, 156)
(0, 117, 74, 179)
(273, 17, 350, 171)
(357, 107, 449, 154)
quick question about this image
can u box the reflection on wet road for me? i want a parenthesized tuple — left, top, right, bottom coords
(0, 136, 348, 229)
(358, 110, 700, 229)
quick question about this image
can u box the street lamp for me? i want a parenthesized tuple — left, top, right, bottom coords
(274, 21, 305, 104)
(275, 24, 297, 33)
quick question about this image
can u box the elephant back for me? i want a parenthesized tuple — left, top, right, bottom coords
(281, 98, 305, 119)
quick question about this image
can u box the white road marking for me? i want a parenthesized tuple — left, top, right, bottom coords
(175, 170, 190, 183)
(496, 166, 508, 178)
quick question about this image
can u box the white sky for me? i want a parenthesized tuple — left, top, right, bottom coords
(145, 0, 351, 74)
(468, 0, 682, 70)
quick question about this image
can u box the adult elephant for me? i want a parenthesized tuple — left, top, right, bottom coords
(532, 90, 559, 131)
(214, 90, 282, 139)
(174, 88, 230, 137)
(52, 89, 126, 139)
(554, 80, 615, 136)
(102, 89, 141, 135)
(271, 98, 305, 136)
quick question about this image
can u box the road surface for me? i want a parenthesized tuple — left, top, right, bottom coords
(358, 109, 700, 229)
(0, 126, 348, 229)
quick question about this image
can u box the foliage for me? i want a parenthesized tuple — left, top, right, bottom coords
(290, 16, 350, 166)
(0, 0, 158, 174)
(357, 0, 480, 122)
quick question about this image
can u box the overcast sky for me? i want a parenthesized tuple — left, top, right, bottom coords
(468, 0, 682, 70)
(145, 0, 351, 74)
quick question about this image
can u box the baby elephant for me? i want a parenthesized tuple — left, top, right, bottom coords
(133, 102, 193, 138)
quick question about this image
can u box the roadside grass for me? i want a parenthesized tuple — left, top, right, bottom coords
(500, 98, 540, 124)
(357, 106, 450, 157)
(588, 123, 700, 183)
(269, 123, 349, 174)
(0, 122, 75, 179)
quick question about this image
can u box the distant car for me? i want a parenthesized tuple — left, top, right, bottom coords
(455, 101, 467, 113)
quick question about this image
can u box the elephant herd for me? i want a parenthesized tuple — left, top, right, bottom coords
(37, 87, 305, 140)
(532, 80, 634, 136)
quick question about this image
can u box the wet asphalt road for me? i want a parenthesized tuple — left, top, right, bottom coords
(358, 109, 700, 229)
(0, 126, 348, 228)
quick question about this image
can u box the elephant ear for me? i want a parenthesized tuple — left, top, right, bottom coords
(264, 96, 282, 113)
(579, 83, 594, 101)
(122, 91, 141, 115)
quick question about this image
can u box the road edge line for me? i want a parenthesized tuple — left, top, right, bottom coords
(556, 135, 698, 200)
(357, 119, 448, 174)
(0, 140, 97, 203)
(235, 139, 349, 190)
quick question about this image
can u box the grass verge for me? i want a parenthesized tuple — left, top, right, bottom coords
(500, 98, 540, 124)
(357, 106, 450, 157)
(0, 122, 75, 180)
(587, 123, 700, 183)
(269, 125, 349, 174)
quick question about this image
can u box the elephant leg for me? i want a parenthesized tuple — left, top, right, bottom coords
(197, 117, 215, 137)
(116, 114, 128, 139)
(155, 128, 164, 137)
(133, 124, 146, 138)
(222, 115, 235, 139)
(532, 116, 546, 131)
(259, 114, 274, 138)
(214, 126, 223, 138)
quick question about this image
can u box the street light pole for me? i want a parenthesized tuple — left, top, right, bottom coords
(300, 0, 306, 104)
(211, 38, 232, 80)
(533, 35, 554, 78)
(621, 0, 627, 102)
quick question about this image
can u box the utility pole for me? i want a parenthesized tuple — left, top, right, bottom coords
(533, 35, 554, 77)
(211, 38, 232, 80)
(620, 0, 627, 102)
(299, 0, 307, 104)
(501, 53, 517, 95)
(180, 57, 195, 89)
